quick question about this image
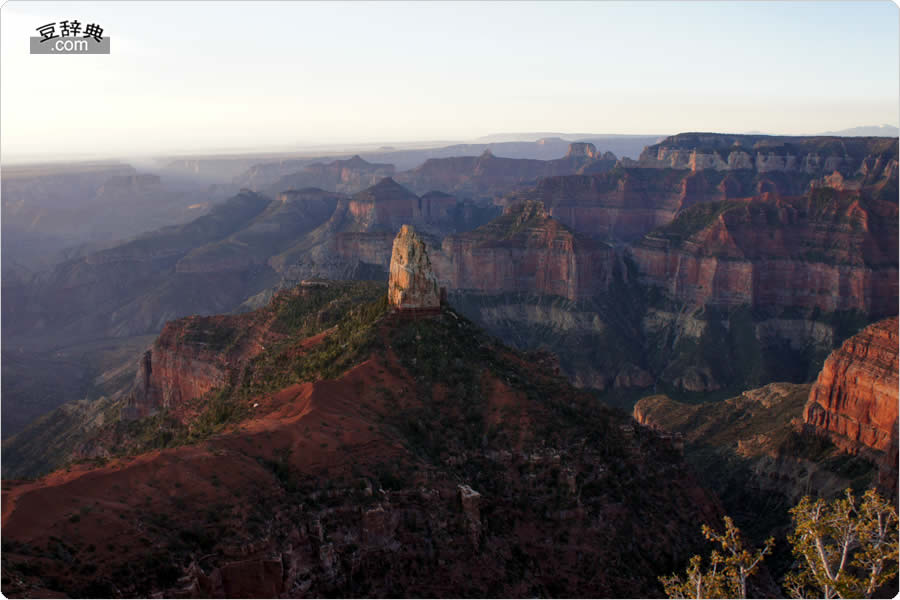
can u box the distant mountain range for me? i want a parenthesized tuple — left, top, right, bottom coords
(818, 124, 899, 137)
(474, 132, 668, 143)
(479, 127, 899, 142)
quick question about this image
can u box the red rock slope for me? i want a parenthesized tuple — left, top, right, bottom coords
(1, 238, 723, 598)
(1, 304, 722, 598)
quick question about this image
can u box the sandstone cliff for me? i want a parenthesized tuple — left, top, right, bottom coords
(502, 170, 688, 241)
(631, 317, 899, 527)
(436, 202, 614, 301)
(271, 180, 497, 282)
(124, 283, 390, 421)
(630, 189, 899, 317)
(637, 133, 898, 178)
(631, 382, 883, 563)
(345, 177, 426, 231)
(500, 167, 819, 242)
(265, 155, 396, 195)
(388, 226, 441, 309)
(7, 137, 898, 448)
(126, 297, 291, 419)
(395, 143, 615, 199)
(803, 317, 899, 456)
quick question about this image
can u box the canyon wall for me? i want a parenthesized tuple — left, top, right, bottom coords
(636, 133, 898, 177)
(803, 317, 899, 455)
(127, 320, 229, 419)
(395, 143, 616, 199)
(125, 291, 298, 418)
(501, 166, 829, 241)
(265, 155, 396, 195)
(436, 202, 614, 301)
(630, 191, 899, 317)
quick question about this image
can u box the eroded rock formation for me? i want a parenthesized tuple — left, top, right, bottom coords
(436, 201, 614, 301)
(637, 133, 898, 177)
(388, 225, 441, 310)
(630, 190, 899, 316)
(395, 143, 616, 198)
(632, 382, 885, 518)
(803, 317, 899, 454)
(127, 314, 269, 419)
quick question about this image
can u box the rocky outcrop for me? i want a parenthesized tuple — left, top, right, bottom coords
(259, 181, 499, 284)
(633, 318, 899, 509)
(418, 190, 458, 223)
(311, 197, 615, 303)
(638, 133, 898, 177)
(501, 139, 897, 242)
(803, 317, 899, 455)
(388, 226, 441, 310)
(436, 202, 614, 301)
(566, 142, 597, 159)
(632, 382, 882, 508)
(394, 143, 616, 199)
(502, 169, 742, 241)
(630, 190, 899, 316)
(346, 178, 428, 231)
(126, 315, 253, 419)
(124, 285, 345, 418)
(267, 155, 395, 195)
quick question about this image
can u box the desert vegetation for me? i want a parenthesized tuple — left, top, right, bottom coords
(663, 488, 898, 599)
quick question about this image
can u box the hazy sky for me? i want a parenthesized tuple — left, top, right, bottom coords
(2, 1, 898, 161)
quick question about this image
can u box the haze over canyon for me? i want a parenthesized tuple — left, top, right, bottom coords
(2, 1, 898, 598)
(1, 126, 897, 598)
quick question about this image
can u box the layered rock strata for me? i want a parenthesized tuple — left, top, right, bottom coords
(803, 317, 899, 455)
(436, 202, 613, 301)
(395, 143, 616, 198)
(637, 133, 898, 177)
(630, 191, 899, 316)
(388, 225, 441, 310)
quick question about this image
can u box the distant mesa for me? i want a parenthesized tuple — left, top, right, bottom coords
(254, 155, 396, 196)
(566, 142, 597, 159)
(310, 154, 368, 169)
(388, 225, 442, 311)
(636, 133, 898, 174)
(370, 176, 408, 191)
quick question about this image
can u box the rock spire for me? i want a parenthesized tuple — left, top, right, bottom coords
(388, 225, 441, 310)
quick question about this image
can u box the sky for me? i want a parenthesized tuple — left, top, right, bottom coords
(1, 1, 898, 161)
